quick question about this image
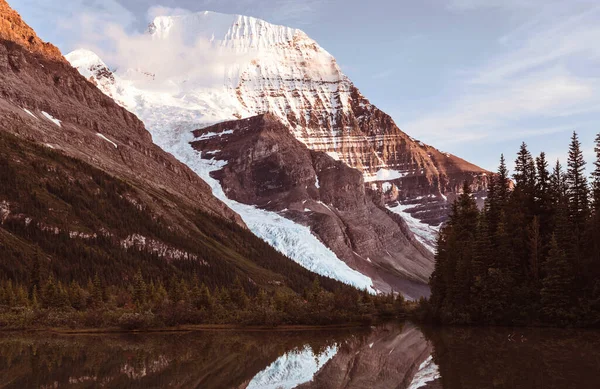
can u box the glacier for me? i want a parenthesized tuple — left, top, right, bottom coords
(407, 355, 441, 389)
(247, 345, 338, 389)
(162, 124, 375, 291)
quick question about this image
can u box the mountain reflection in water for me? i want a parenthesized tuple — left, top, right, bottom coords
(0, 323, 598, 388)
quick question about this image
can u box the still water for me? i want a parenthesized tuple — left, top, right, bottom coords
(0, 323, 598, 388)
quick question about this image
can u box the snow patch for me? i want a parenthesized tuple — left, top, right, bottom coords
(196, 129, 234, 140)
(161, 130, 374, 292)
(364, 168, 407, 182)
(41, 111, 61, 127)
(23, 108, 37, 119)
(96, 133, 118, 148)
(387, 203, 439, 253)
(408, 355, 441, 389)
(325, 151, 341, 161)
(247, 345, 337, 389)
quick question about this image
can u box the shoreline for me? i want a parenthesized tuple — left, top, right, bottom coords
(0, 322, 380, 335)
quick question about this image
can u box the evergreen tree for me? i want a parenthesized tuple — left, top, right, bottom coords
(29, 249, 42, 296)
(592, 132, 600, 213)
(535, 152, 554, 250)
(514, 142, 537, 191)
(132, 269, 146, 307)
(230, 277, 249, 310)
(91, 273, 103, 308)
(527, 216, 541, 283)
(541, 236, 574, 324)
(566, 131, 589, 232)
(551, 159, 568, 204)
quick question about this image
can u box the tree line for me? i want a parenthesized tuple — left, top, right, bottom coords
(0, 128, 406, 329)
(0, 265, 406, 329)
(427, 132, 600, 327)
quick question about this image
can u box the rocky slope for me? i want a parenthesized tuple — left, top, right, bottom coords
(192, 114, 432, 296)
(67, 11, 490, 296)
(0, 0, 359, 294)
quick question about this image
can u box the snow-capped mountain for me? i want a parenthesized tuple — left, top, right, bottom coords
(66, 11, 489, 297)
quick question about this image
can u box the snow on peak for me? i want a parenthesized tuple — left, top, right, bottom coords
(65, 49, 106, 68)
(148, 11, 303, 50)
(66, 12, 379, 292)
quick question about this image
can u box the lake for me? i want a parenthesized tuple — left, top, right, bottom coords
(0, 323, 598, 388)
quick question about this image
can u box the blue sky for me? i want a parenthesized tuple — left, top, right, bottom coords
(10, 0, 599, 172)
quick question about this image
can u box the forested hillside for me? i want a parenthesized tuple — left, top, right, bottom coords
(0, 131, 403, 328)
(428, 132, 600, 327)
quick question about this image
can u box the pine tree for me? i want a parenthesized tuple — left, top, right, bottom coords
(230, 277, 249, 310)
(541, 235, 574, 324)
(514, 142, 537, 190)
(472, 210, 492, 279)
(528, 216, 541, 283)
(132, 269, 146, 307)
(29, 249, 42, 296)
(551, 159, 567, 204)
(488, 154, 511, 233)
(198, 283, 212, 310)
(535, 152, 554, 249)
(496, 154, 511, 208)
(592, 132, 600, 213)
(566, 131, 589, 232)
(91, 273, 103, 308)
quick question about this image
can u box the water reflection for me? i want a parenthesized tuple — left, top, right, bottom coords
(0, 324, 598, 388)
(423, 326, 600, 389)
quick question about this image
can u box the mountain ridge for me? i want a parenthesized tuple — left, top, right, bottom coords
(65, 10, 490, 296)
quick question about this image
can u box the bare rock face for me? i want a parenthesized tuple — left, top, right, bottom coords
(297, 323, 433, 389)
(0, 2, 244, 232)
(64, 11, 491, 293)
(0, 0, 63, 62)
(192, 114, 433, 297)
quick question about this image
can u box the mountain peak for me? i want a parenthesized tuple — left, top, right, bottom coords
(0, 0, 64, 62)
(65, 49, 106, 69)
(147, 10, 309, 51)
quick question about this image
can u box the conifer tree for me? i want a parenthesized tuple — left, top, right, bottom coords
(132, 269, 146, 307)
(592, 132, 600, 213)
(29, 250, 42, 296)
(91, 273, 103, 308)
(528, 216, 541, 283)
(541, 235, 574, 324)
(230, 277, 249, 309)
(514, 142, 537, 191)
(566, 132, 589, 231)
(535, 152, 554, 247)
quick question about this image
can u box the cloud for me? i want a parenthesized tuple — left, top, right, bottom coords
(12, 0, 137, 49)
(61, 5, 255, 92)
(403, 3, 600, 147)
(147, 5, 193, 21)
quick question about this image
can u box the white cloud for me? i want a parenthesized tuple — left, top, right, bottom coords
(403, 3, 600, 147)
(147, 5, 193, 21)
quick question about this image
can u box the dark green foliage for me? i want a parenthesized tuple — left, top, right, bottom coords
(0, 131, 404, 328)
(429, 132, 600, 327)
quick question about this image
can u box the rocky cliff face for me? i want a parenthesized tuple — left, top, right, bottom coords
(0, 2, 242, 232)
(66, 11, 490, 296)
(296, 324, 434, 389)
(0, 0, 63, 62)
(191, 114, 433, 296)
(0, 2, 261, 258)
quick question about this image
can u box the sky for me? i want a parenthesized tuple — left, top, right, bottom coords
(10, 0, 599, 172)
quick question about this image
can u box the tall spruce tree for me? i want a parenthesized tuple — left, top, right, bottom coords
(566, 132, 589, 232)
(541, 235, 574, 324)
(535, 152, 553, 247)
(592, 132, 600, 213)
